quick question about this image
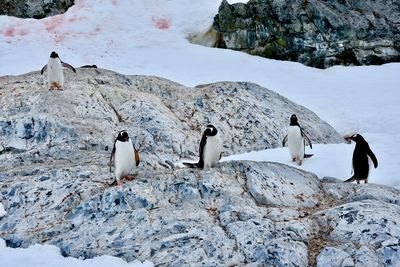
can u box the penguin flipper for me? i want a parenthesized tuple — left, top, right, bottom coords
(40, 64, 47, 75)
(62, 61, 76, 73)
(131, 140, 140, 166)
(282, 135, 288, 147)
(301, 130, 312, 149)
(135, 149, 140, 166)
(366, 147, 378, 168)
(109, 142, 116, 173)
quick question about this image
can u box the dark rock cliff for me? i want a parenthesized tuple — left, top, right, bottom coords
(212, 0, 400, 68)
(0, 0, 74, 19)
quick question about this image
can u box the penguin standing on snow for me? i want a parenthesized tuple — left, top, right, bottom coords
(282, 114, 313, 166)
(109, 130, 140, 186)
(41, 51, 76, 90)
(344, 134, 378, 184)
(183, 124, 222, 168)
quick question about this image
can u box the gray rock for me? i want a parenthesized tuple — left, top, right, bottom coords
(1, 159, 400, 265)
(209, 0, 400, 68)
(354, 246, 383, 267)
(323, 182, 400, 205)
(1, 70, 399, 266)
(316, 247, 353, 267)
(0, 0, 74, 19)
(0, 69, 341, 171)
(245, 162, 320, 208)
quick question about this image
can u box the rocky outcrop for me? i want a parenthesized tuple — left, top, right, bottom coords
(0, 70, 399, 265)
(1, 160, 399, 266)
(0, 68, 341, 170)
(0, 0, 74, 19)
(211, 0, 400, 68)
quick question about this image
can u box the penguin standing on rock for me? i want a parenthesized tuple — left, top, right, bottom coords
(282, 114, 313, 166)
(344, 134, 378, 184)
(183, 124, 222, 169)
(109, 130, 140, 186)
(41, 51, 76, 90)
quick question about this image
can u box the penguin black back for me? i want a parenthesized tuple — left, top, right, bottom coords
(183, 125, 218, 168)
(345, 134, 378, 183)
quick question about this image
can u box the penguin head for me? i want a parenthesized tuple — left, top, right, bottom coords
(117, 130, 130, 142)
(344, 134, 366, 144)
(204, 124, 218, 136)
(290, 114, 299, 126)
(50, 51, 59, 58)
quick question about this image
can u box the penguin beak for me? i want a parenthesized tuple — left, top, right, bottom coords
(343, 134, 352, 143)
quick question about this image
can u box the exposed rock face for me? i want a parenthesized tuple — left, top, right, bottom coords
(0, 70, 399, 265)
(212, 0, 400, 68)
(0, 0, 74, 19)
(1, 160, 399, 266)
(0, 68, 341, 170)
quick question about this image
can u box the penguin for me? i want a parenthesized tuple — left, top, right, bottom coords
(344, 134, 378, 184)
(109, 130, 140, 186)
(282, 114, 313, 166)
(183, 124, 222, 168)
(41, 51, 76, 90)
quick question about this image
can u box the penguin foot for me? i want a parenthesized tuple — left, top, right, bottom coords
(292, 158, 296, 162)
(298, 160, 303, 166)
(49, 82, 63, 90)
(124, 175, 135, 181)
(116, 180, 123, 186)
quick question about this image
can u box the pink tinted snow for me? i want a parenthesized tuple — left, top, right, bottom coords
(152, 17, 170, 30)
(44, 15, 65, 32)
(4, 27, 16, 37)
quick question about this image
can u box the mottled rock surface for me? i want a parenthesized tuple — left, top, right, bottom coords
(1, 160, 399, 266)
(211, 0, 400, 68)
(0, 68, 341, 170)
(1, 69, 398, 266)
(0, 0, 74, 19)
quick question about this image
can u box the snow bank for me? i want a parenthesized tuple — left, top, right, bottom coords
(0, 239, 153, 267)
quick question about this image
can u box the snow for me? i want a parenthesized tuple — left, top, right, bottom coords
(0, 203, 6, 218)
(0, 239, 153, 267)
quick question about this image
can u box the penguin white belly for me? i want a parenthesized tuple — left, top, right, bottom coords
(47, 58, 64, 88)
(203, 134, 222, 168)
(287, 126, 304, 160)
(114, 139, 136, 180)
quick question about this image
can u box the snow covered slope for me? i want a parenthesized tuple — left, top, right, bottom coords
(0, 0, 399, 189)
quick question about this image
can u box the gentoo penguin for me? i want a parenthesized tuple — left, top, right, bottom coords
(41, 51, 76, 90)
(109, 130, 140, 186)
(183, 124, 222, 168)
(282, 114, 313, 166)
(344, 134, 378, 184)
